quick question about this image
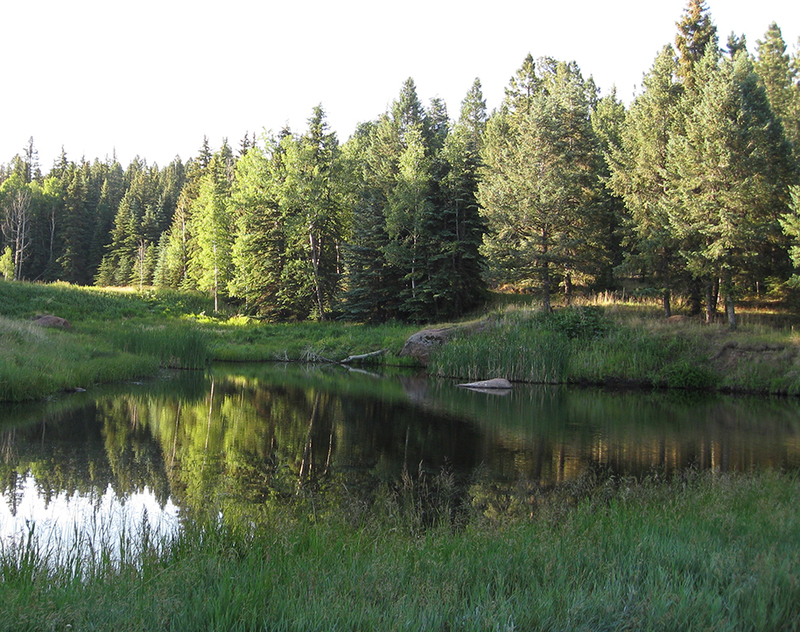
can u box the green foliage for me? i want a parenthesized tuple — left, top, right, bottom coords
(430, 316, 572, 383)
(658, 360, 719, 389)
(0, 246, 12, 280)
(3, 8, 800, 326)
(479, 58, 606, 310)
(534, 305, 613, 340)
(108, 324, 210, 369)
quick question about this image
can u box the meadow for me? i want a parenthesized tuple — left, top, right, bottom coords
(3, 281, 800, 630)
(4, 280, 800, 402)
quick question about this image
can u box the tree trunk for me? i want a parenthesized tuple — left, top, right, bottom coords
(704, 279, 716, 323)
(662, 286, 672, 318)
(726, 294, 737, 330)
(688, 279, 702, 316)
(541, 259, 552, 313)
(540, 227, 551, 312)
(309, 229, 326, 320)
(563, 271, 573, 307)
(723, 271, 737, 330)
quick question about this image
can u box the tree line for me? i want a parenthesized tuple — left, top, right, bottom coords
(2, 0, 799, 326)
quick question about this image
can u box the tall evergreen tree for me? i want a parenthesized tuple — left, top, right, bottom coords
(675, 0, 718, 88)
(58, 163, 92, 284)
(607, 46, 684, 316)
(279, 106, 346, 320)
(666, 49, 796, 328)
(480, 58, 605, 310)
(228, 136, 288, 318)
(189, 151, 234, 312)
(755, 23, 800, 153)
(339, 119, 400, 321)
(590, 88, 627, 292)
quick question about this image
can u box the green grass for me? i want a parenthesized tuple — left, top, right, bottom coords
(1, 470, 798, 631)
(0, 316, 159, 401)
(6, 280, 800, 401)
(0, 281, 416, 401)
(431, 303, 800, 393)
(206, 319, 418, 364)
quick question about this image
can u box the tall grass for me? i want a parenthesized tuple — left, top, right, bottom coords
(108, 324, 210, 370)
(432, 319, 571, 383)
(431, 305, 724, 390)
(1, 470, 798, 631)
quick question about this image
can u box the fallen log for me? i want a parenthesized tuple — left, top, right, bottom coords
(340, 349, 388, 364)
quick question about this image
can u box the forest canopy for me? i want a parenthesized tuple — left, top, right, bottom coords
(2, 1, 799, 327)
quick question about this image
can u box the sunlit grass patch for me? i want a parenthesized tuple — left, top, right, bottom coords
(0, 316, 158, 402)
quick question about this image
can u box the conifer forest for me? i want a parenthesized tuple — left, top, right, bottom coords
(2, 1, 799, 326)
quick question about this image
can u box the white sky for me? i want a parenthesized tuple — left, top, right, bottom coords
(1, 0, 798, 169)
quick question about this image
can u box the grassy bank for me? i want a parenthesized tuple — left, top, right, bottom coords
(430, 303, 800, 394)
(1, 470, 798, 631)
(5, 280, 800, 401)
(0, 282, 417, 402)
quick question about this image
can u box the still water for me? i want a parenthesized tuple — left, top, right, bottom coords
(2, 362, 800, 546)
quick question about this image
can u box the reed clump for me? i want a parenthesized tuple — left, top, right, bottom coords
(430, 305, 725, 390)
(108, 324, 210, 370)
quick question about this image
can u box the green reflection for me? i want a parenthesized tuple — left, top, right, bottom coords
(1, 364, 800, 524)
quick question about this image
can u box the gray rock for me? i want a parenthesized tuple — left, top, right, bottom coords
(399, 327, 455, 366)
(32, 315, 71, 329)
(458, 378, 513, 390)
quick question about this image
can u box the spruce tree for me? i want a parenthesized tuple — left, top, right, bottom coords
(675, 0, 719, 88)
(607, 46, 684, 316)
(666, 49, 796, 328)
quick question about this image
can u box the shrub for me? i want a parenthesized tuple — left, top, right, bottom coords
(535, 305, 613, 340)
(657, 361, 719, 390)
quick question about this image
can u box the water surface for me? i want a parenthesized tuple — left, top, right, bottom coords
(2, 363, 799, 544)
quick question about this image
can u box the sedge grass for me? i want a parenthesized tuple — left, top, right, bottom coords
(1, 470, 798, 631)
(106, 324, 210, 370)
(429, 305, 800, 393)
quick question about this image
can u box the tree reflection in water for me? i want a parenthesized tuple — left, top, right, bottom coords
(1, 363, 799, 541)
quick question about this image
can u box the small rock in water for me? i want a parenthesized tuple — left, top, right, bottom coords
(458, 378, 513, 390)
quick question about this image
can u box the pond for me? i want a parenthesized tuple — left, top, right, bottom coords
(2, 362, 800, 550)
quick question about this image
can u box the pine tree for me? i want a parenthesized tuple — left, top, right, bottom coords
(278, 106, 346, 320)
(58, 163, 92, 284)
(666, 49, 796, 328)
(675, 0, 718, 88)
(190, 151, 234, 312)
(607, 46, 684, 315)
(339, 120, 399, 321)
(590, 88, 627, 291)
(480, 59, 605, 310)
(435, 80, 488, 315)
(228, 138, 287, 318)
(755, 23, 800, 153)
(384, 126, 436, 321)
